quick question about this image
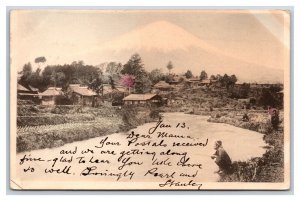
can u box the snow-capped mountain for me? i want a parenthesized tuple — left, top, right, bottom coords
(82, 20, 283, 83)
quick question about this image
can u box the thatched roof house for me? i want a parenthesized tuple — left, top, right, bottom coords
(17, 83, 40, 102)
(153, 81, 174, 93)
(40, 87, 62, 96)
(123, 93, 162, 105)
(39, 87, 62, 105)
(68, 84, 97, 106)
(69, 84, 97, 96)
(17, 83, 30, 92)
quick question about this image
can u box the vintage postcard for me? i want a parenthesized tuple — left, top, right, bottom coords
(10, 10, 290, 190)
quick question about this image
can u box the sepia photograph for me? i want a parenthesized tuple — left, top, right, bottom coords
(10, 9, 290, 190)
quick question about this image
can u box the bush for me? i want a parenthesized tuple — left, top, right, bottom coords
(149, 109, 161, 119)
(17, 114, 95, 127)
(17, 105, 39, 116)
(55, 95, 73, 105)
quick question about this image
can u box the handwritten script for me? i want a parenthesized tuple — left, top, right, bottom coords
(18, 119, 213, 190)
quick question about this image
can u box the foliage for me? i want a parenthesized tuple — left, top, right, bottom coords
(54, 95, 73, 105)
(200, 70, 208, 81)
(210, 75, 216, 80)
(239, 83, 250, 98)
(19, 63, 33, 86)
(220, 74, 238, 89)
(149, 69, 164, 84)
(16, 105, 157, 152)
(120, 54, 152, 93)
(185, 70, 193, 79)
(121, 53, 146, 77)
(229, 83, 250, 99)
(17, 113, 95, 127)
(119, 74, 135, 89)
(109, 76, 116, 89)
(258, 88, 280, 107)
(166, 61, 174, 74)
(106, 62, 122, 76)
(19, 61, 101, 91)
(34, 56, 46, 67)
(135, 74, 152, 93)
(88, 77, 103, 95)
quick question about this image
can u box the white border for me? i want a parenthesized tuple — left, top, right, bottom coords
(1, 0, 298, 200)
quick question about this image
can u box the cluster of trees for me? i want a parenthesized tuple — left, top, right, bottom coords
(216, 74, 237, 89)
(19, 54, 238, 94)
(183, 69, 238, 89)
(19, 54, 163, 93)
(19, 60, 101, 91)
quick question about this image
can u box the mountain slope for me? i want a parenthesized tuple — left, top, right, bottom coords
(82, 20, 283, 83)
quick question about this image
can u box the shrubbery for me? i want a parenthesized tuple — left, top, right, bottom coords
(17, 114, 95, 127)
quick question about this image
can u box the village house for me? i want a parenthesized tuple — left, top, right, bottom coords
(68, 84, 98, 106)
(17, 83, 40, 103)
(186, 78, 214, 87)
(199, 79, 212, 87)
(123, 94, 163, 106)
(152, 81, 174, 94)
(102, 84, 127, 95)
(101, 84, 128, 106)
(39, 87, 62, 105)
(168, 75, 187, 86)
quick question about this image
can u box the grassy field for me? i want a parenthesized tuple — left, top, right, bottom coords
(17, 105, 158, 152)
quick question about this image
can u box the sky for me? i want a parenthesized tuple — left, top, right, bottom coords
(10, 10, 290, 81)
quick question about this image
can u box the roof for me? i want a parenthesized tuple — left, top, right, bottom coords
(172, 75, 187, 82)
(69, 84, 97, 96)
(200, 79, 211, 84)
(17, 84, 30, 92)
(102, 85, 127, 95)
(28, 85, 39, 92)
(18, 93, 39, 97)
(277, 90, 284, 94)
(187, 78, 201, 82)
(115, 86, 127, 93)
(123, 94, 159, 101)
(40, 87, 62, 96)
(154, 81, 173, 89)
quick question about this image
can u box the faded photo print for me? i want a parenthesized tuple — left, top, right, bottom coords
(10, 10, 290, 190)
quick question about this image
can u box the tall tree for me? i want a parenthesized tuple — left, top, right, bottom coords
(230, 74, 238, 85)
(220, 74, 237, 90)
(27, 68, 43, 88)
(215, 74, 222, 81)
(185, 70, 193, 79)
(199, 70, 208, 81)
(166, 61, 174, 75)
(34, 56, 46, 68)
(149, 69, 164, 85)
(50, 71, 66, 87)
(210, 75, 216, 80)
(135, 74, 152, 93)
(221, 74, 230, 89)
(109, 76, 116, 90)
(19, 62, 33, 86)
(121, 53, 145, 77)
(89, 77, 103, 95)
(106, 62, 122, 76)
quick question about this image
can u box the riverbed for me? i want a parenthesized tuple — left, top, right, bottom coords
(14, 112, 267, 189)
